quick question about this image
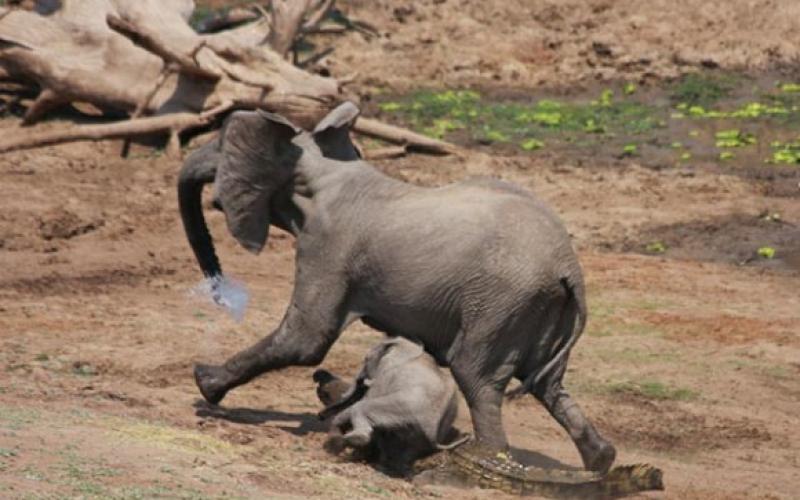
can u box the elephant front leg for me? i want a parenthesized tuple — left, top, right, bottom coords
(195, 276, 350, 404)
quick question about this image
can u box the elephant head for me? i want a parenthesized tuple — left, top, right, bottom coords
(358, 337, 425, 386)
(177, 102, 361, 284)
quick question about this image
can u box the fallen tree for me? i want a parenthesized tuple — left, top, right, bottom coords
(0, 0, 454, 157)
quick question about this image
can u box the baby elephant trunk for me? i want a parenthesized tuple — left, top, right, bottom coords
(313, 369, 360, 417)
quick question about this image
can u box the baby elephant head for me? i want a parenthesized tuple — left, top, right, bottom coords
(358, 337, 425, 385)
(317, 338, 425, 420)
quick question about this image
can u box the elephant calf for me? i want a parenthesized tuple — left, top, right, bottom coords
(313, 337, 467, 474)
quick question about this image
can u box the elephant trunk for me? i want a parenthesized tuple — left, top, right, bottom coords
(177, 145, 222, 278)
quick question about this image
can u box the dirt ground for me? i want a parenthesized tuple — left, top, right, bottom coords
(1, 1, 800, 498)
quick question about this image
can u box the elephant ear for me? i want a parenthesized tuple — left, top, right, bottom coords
(214, 110, 301, 254)
(312, 101, 361, 161)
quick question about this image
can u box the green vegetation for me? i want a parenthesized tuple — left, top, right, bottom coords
(622, 143, 638, 156)
(520, 138, 544, 151)
(670, 72, 736, 107)
(0, 405, 39, 430)
(645, 241, 667, 254)
(779, 82, 800, 93)
(757, 246, 775, 259)
(715, 129, 756, 148)
(608, 379, 698, 401)
(678, 101, 790, 119)
(767, 139, 800, 164)
(378, 88, 661, 150)
(377, 72, 800, 165)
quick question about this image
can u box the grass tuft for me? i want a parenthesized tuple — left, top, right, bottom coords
(608, 379, 698, 401)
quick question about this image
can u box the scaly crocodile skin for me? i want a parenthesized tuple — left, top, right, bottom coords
(414, 441, 664, 499)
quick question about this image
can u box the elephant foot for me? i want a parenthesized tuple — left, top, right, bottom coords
(343, 429, 372, 448)
(577, 434, 616, 474)
(323, 433, 346, 455)
(194, 363, 231, 405)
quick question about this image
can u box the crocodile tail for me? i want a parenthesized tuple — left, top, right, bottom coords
(599, 464, 665, 498)
(507, 275, 587, 398)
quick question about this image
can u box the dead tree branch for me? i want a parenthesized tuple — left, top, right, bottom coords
(106, 14, 221, 81)
(354, 118, 458, 155)
(0, 105, 232, 154)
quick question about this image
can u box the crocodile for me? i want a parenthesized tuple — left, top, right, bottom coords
(413, 441, 664, 499)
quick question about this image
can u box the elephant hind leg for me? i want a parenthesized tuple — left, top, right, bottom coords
(530, 360, 616, 474)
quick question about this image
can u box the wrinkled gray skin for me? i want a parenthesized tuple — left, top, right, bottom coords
(313, 337, 465, 474)
(178, 102, 616, 474)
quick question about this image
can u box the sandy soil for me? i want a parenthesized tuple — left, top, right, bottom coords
(328, 0, 800, 91)
(1, 1, 799, 498)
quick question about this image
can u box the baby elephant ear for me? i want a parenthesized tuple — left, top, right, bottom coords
(214, 110, 301, 254)
(312, 101, 361, 161)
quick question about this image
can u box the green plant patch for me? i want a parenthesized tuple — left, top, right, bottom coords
(714, 129, 756, 148)
(378, 76, 800, 165)
(767, 139, 800, 164)
(645, 241, 667, 254)
(609, 379, 698, 401)
(670, 72, 739, 107)
(622, 143, 638, 156)
(670, 73, 737, 106)
(779, 83, 800, 93)
(520, 138, 544, 151)
(757, 246, 776, 259)
(678, 101, 790, 120)
(378, 89, 662, 151)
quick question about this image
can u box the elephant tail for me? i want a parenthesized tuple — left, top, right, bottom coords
(177, 142, 222, 279)
(507, 275, 587, 398)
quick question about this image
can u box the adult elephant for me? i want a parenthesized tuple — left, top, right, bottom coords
(177, 102, 616, 474)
